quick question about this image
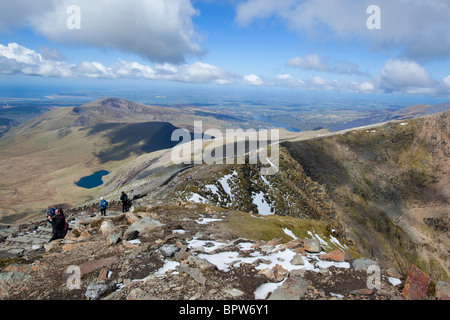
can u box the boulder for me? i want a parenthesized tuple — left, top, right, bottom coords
(268, 276, 309, 300)
(159, 244, 180, 258)
(177, 263, 206, 286)
(100, 220, 117, 236)
(319, 250, 353, 262)
(272, 264, 289, 282)
(85, 280, 116, 300)
(352, 258, 377, 271)
(107, 229, 123, 246)
(402, 265, 430, 300)
(303, 239, 321, 253)
(124, 217, 164, 238)
(187, 255, 217, 271)
(290, 254, 305, 266)
(267, 238, 283, 246)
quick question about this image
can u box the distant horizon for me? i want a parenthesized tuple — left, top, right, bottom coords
(0, 76, 447, 110)
(0, 1, 449, 105)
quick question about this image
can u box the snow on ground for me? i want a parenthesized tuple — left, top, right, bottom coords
(218, 171, 237, 201)
(282, 228, 297, 239)
(252, 191, 273, 215)
(188, 193, 207, 204)
(254, 281, 285, 300)
(151, 211, 400, 299)
(155, 260, 180, 275)
(329, 235, 348, 250)
(195, 217, 223, 225)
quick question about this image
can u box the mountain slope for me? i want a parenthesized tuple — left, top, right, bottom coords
(0, 98, 231, 225)
(282, 111, 449, 279)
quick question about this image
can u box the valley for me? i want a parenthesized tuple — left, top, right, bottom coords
(0, 97, 448, 301)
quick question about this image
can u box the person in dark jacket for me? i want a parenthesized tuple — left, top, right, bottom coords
(47, 208, 68, 242)
(120, 191, 128, 213)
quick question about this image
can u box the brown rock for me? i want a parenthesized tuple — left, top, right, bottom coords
(100, 220, 117, 235)
(386, 267, 403, 279)
(267, 238, 283, 246)
(351, 289, 374, 296)
(402, 265, 430, 300)
(258, 268, 274, 280)
(303, 239, 321, 253)
(319, 250, 353, 262)
(274, 239, 304, 252)
(78, 256, 118, 278)
(97, 267, 109, 282)
(272, 264, 289, 282)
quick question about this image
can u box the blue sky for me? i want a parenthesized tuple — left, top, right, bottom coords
(0, 0, 449, 102)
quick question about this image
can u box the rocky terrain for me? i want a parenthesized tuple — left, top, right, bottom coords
(0, 101, 448, 302)
(0, 193, 448, 301)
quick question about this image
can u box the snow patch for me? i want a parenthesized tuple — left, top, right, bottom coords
(252, 191, 273, 215)
(283, 228, 297, 239)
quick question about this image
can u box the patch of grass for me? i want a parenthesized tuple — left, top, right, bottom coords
(82, 218, 104, 230)
(221, 210, 327, 243)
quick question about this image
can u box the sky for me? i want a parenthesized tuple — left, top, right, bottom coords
(0, 0, 449, 102)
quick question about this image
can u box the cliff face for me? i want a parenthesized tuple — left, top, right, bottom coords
(282, 111, 449, 280)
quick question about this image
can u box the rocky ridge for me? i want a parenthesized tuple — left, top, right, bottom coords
(1, 199, 448, 300)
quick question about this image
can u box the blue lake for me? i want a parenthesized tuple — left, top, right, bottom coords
(75, 170, 109, 189)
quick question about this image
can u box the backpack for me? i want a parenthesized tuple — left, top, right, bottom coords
(101, 200, 108, 209)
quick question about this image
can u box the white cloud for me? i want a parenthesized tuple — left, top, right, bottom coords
(286, 54, 327, 72)
(0, 0, 202, 64)
(358, 82, 375, 93)
(443, 75, 450, 88)
(236, 0, 450, 61)
(286, 54, 369, 76)
(275, 74, 305, 88)
(243, 74, 263, 86)
(378, 58, 435, 94)
(311, 76, 327, 86)
(0, 42, 240, 85)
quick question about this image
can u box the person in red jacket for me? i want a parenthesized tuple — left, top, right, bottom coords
(47, 208, 69, 242)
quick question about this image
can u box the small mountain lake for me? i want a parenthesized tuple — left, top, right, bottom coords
(75, 170, 109, 189)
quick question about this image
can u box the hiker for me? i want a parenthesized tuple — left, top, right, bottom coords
(47, 208, 69, 242)
(120, 191, 128, 213)
(99, 197, 108, 216)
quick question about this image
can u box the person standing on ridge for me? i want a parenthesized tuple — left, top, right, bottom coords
(120, 191, 128, 213)
(99, 197, 108, 216)
(47, 208, 69, 242)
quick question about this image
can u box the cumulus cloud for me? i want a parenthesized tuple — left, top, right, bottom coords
(443, 75, 450, 88)
(236, 0, 450, 61)
(0, 42, 238, 85)
(243, 74, 263, 86)
(378, 59, 435, 94)
(275, 73, 305, 88)
(0, 0, 202, 64)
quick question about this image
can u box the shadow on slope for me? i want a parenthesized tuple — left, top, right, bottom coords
(85, 122, 182, 163)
